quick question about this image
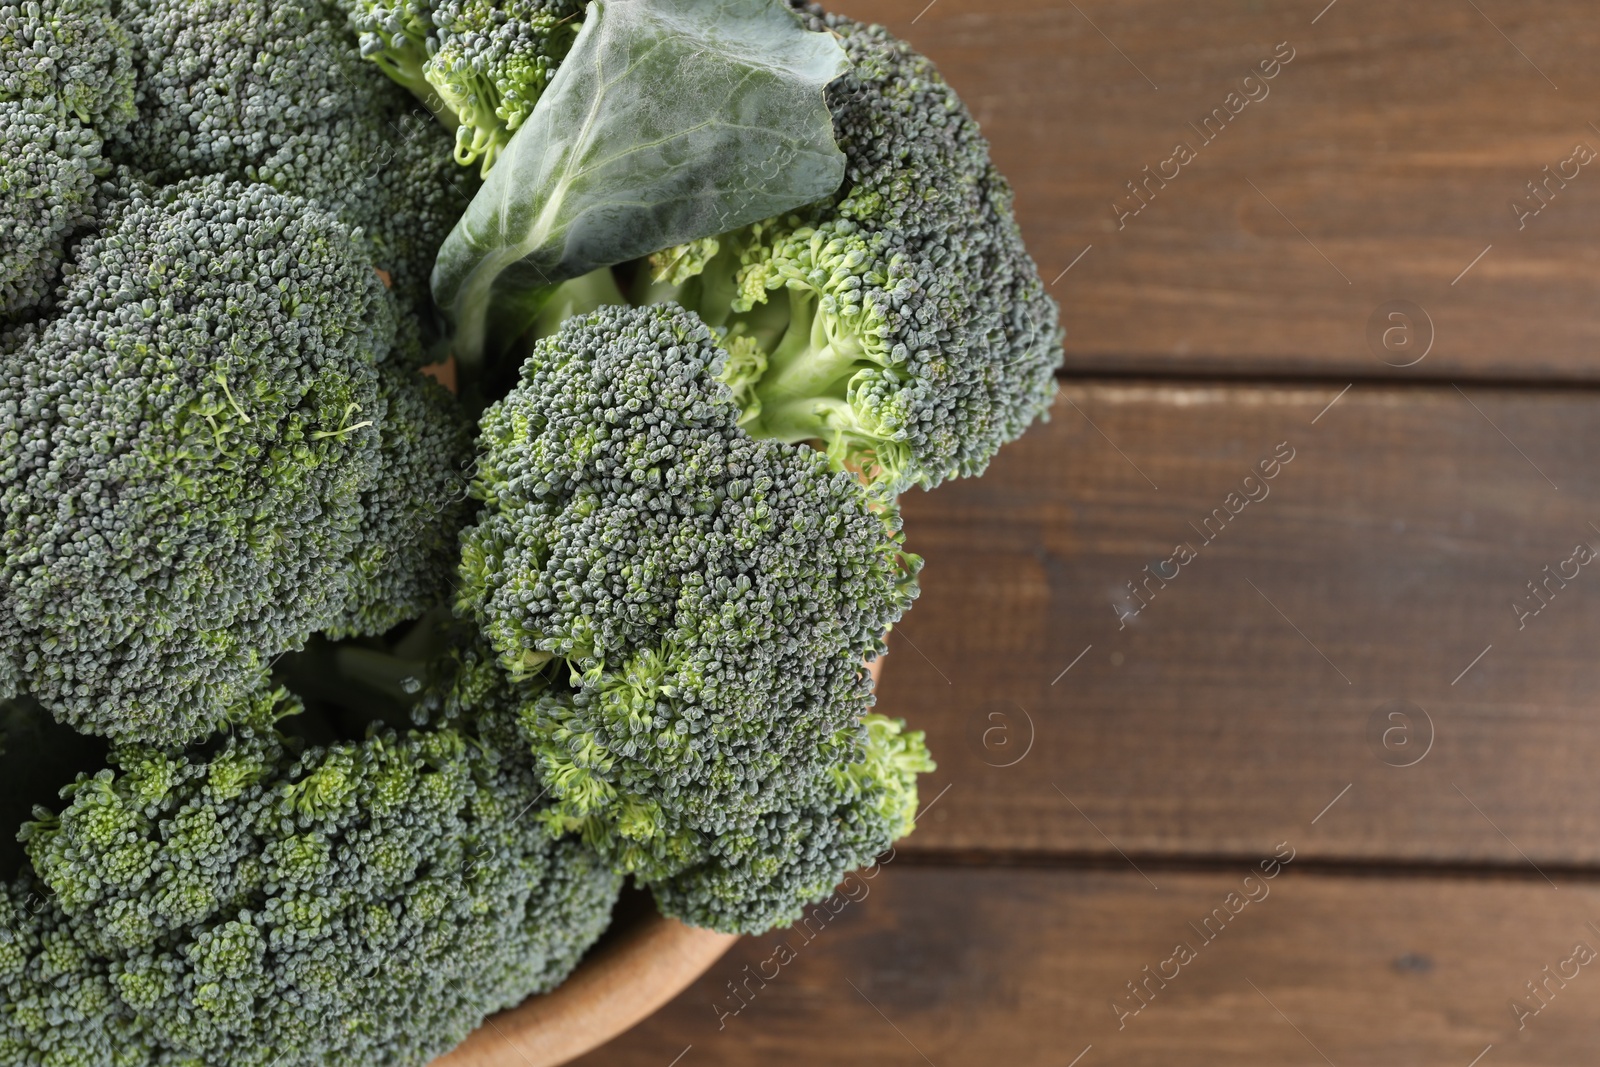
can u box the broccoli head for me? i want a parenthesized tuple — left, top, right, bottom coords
(0, 0, 136, 323)
(0, 0, 137, 135)
(327, 363, 479, 640)
(455, 302, 927, 931)
(348, 0, 586, 174)
(1, 683, 620, 1067)
(637, 7, 1063, 494)
(0, 101, 103, 322)
(650, 712, 931, 933)
(112, 0, 475, 327)
(0, 175, 392, 746)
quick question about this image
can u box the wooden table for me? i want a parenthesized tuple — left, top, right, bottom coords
(573, 2, 1600, 1062)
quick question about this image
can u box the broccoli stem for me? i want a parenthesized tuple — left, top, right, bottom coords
(744, 287, 866, 439)
(531, 266, 628, 339)
(368, 45, 460, 134)
(631, 244, 740, 329)
(685, 253, 740, 330)
(746, 395, 859, 444)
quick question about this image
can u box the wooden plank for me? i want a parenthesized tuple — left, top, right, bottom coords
(572, 865, 1600, 1066)
(834, 0, 1600, 380)
(877, 382, 1600, 866)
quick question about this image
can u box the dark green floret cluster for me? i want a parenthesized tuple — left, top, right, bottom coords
(458, 303, 928, 932)
(330, 364, 479, 639)
(0, 0, 482, 747)
(0, 0, 137, 322)
(0, 102, 102, 320)
(113, 0, 477, 329)
(0, 0, 1068, 1058)
(0, 0, 137, 133)
(0, 176, 390, 745)
(0, 684, 620, 1067)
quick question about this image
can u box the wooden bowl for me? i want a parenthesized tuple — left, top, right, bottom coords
(434, 655, 886, 1066)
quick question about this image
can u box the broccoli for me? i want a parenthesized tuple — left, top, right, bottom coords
(650, 712, 931, 933)
(634, 7, 1063, 494)
(327, 363, 479, 640)
(0, 3, 1001, 1053)
(0, 606, 17, 703)
(0, 0, 137, 135)
(457, 302, 929, 932)
(0, 0, 136, 322)
(0, 697, 108, 878)
(112, 0, 476, 332)
(0, 101, 103, 321)
(0, 175, 392, 746)
(0, 681, 620, 1067)
(348, 0, 586, 175)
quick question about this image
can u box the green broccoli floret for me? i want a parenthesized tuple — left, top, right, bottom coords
(327, 364, 479, 640)
(0, 0, 137, 135)
(1, 682, 620, 1067)
(651, 712, 931, 933)
(112, 0, 476, 327)
(0, 0, 136, 323)
(0, 175, 392, 747)
(0, 609, 16, 703)
(0, 697, 108, 879)
(637, 7, 1063, 494)
(0, 333, 16, 706)
(0, 101, 104, 321)
(457, 302, 927, 932)
(348, 0, 585, 174)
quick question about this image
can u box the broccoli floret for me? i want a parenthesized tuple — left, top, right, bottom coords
(0, 697, 109, 879)
(0, 175, 392, 747)
(348, 0, 585, 174)
(651, 713, 931, 933)
(457, 302, 926, 931)
(403, 615, 935, 935)
(0, 0, 135, 323)
(327, 364, 478, 640)
(112, 0, 476, 326)
(0, 101, 104, 321)
(1, 683, 620, 1067)
(0, 0, 137, 135)
(0, 607, 16, 702)
(637, 8, 1062, 494)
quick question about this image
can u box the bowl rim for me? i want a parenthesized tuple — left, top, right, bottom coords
(431, 908, 738, 1067)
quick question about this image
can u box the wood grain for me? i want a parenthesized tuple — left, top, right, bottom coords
(834, 0, 1600, 381)
(879, 382, 1600, 867)
(572, 865, 1600, 1066)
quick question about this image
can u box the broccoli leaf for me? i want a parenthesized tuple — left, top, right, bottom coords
(431, 0, 850, 369)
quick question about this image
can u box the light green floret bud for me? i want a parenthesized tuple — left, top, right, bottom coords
(348, 0, 585, 174)
(0, 682, 620, 1066)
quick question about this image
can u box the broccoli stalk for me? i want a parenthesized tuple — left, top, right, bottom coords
(740, 282, 902, 477)
(350, 1, 452, 125)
